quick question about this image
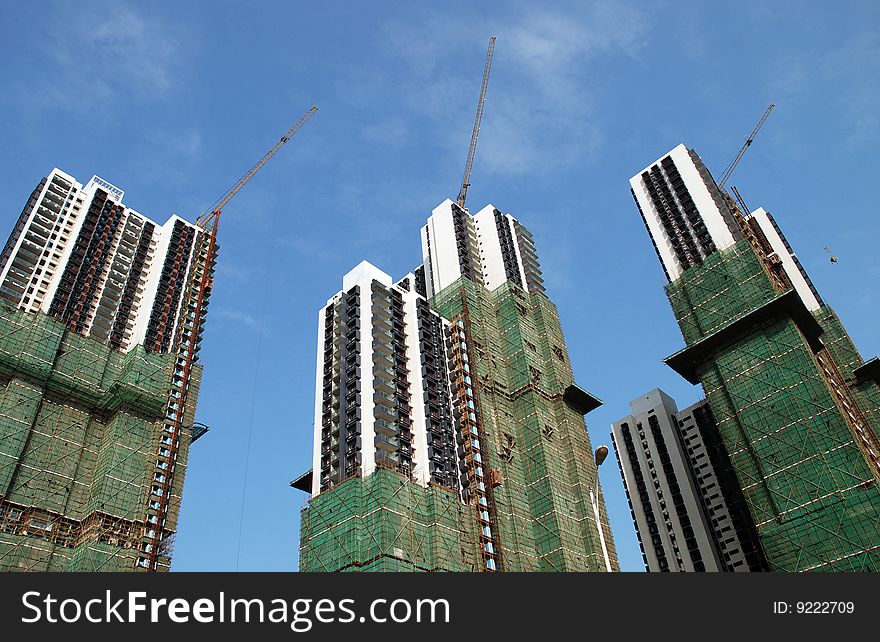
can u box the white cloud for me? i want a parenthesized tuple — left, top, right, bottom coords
(767, 28, 880, 145)
(217, 261, 264, 287)
(364, 1, 651, 179)
(214, 308, 261, 331)
(85, 7, 176, 93)
(169, 130, 203, 161)
(505, 3, 647, 76)
(16, 3, 183, 113)
(480, 2, 648, 175)
(360, 117, 410, 147)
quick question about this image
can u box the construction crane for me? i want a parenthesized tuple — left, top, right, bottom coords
(457, 36, 496, 210)
(140, 106, 317, 571)
(717, 103, 775, 188)
(196, 105, 318, 228)
(721, 105, 838, 266)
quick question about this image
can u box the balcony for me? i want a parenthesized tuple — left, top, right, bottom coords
(374, 433, 398, 452)
(372, 339, 393, 356)
(374, 419, 397, 438)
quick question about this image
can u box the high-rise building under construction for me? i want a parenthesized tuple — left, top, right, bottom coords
(630, 144, 880, 571)
(297, 198, 616, 572)
(0, 168, 215, 571)
(611, 389, 767, 572)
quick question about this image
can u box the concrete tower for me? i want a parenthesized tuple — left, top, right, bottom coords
(298, 261, 480, 572)
(299, 198, 616, 572)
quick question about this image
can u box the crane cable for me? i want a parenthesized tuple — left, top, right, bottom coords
(753, 144, 837, 263)
(235, 299, 268, 570)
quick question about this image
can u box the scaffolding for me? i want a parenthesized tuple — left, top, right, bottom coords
(665, 240, 880, 571)
(299, 467, 479, 572)
(0, 304, 200, 571)
(666, 240, 779, 345)
(430, 278, 617, 572)
(447, 311, 503, 571)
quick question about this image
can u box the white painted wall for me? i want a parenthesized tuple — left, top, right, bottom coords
(421, 199, 464, 298)
(8, 169, 83, 314)
(750, 207, 822, 311)
(472, 205, 507, 291)
(630, 143, 737, 281)
(342, 260, 391, 291)
(311, 299, 332, 495)
(507, 217, 531, 291)
(402, 280, 430, 486)
(129, 217, 172, 347)
(420, 225, 434, 297)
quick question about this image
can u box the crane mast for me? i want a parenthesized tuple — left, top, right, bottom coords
(457, 36, 496, 210)
(717, 103, 775, 188)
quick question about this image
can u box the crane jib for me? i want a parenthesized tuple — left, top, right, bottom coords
(457, 36, 496, 210)
(195, 105, 317, 227)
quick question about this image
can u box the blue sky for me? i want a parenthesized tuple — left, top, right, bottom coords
(1, 1, 877, 571)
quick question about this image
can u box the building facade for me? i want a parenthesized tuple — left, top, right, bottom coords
(612, 389, 766, 572)
(299, 261, 480, 572)
(299, 198, 616, 572)
(631, 145, 880, 571)
(420, 199, 544, 298)
(0, 168, 209, 353)
(424, 199, 615, 572)
(0, 168, 215, 571)
(309, 260, 462, 494)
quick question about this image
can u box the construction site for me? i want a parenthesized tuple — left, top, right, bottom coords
(0, 303, 202, 571)
(622, 98, 880, 571)
(431, 277, 617, 571)
(298, 468, 481, 572)
(298, 272, 617, 572)
(627, 103, 880, 571)
(1, 22, 876, 577)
